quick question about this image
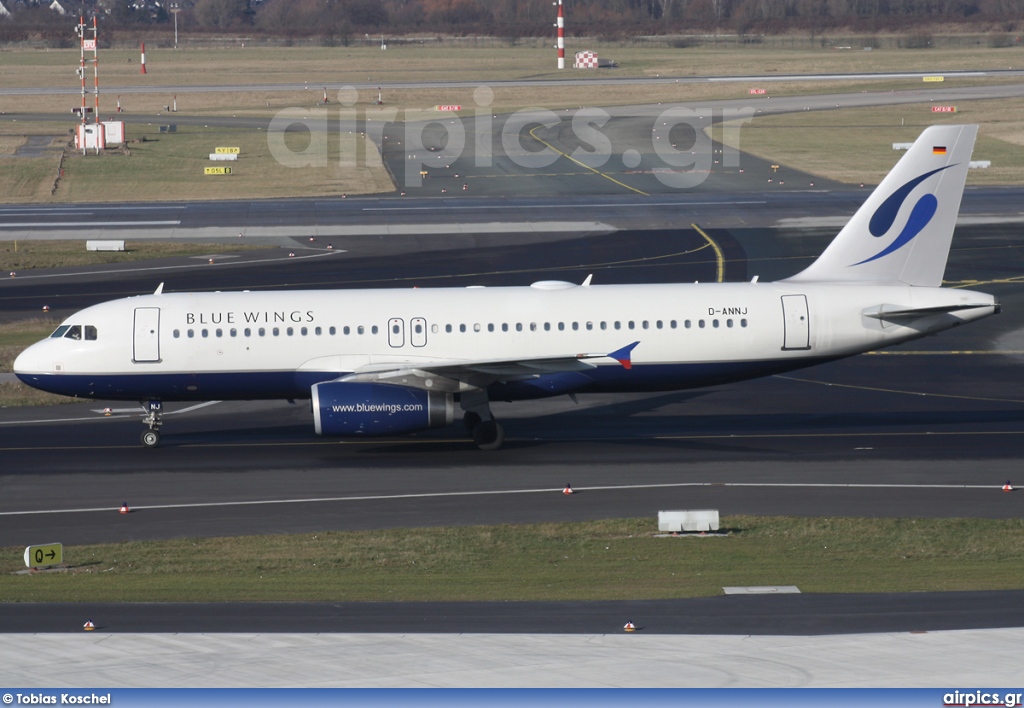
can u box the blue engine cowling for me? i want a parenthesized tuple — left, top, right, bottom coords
(312, 381, 454, 436)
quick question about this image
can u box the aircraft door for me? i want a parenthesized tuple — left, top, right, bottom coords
(133, 307, 161, 362)
(388, 318, 405, 348)
(411, 317, 427, 347)
(780, 295, 810, 351)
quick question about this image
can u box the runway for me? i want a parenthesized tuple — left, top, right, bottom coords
(2, 69, 1022, 96)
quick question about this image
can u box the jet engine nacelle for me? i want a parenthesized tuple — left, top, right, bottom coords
(311, 381, 454, 436)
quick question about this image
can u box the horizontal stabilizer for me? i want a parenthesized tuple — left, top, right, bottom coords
(863, 303, 995, 320)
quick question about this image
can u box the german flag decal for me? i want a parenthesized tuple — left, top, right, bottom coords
(933, 146, 947, 155)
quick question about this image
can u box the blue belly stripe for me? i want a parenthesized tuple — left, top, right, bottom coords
(17, 358, 835, 403)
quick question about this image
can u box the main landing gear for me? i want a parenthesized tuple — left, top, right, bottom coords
(460, 390, 504, 451)
(140, 400, 163, 448)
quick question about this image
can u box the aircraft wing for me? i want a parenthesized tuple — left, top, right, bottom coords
(335, 341, 640, 393)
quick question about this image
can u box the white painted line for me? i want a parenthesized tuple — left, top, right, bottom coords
(363, 201, 767, 211)
(0, 220, 180, 228)
(723, 586, 801, 594)
(0, 480, 1008, 517)
(5, 401, 220, 425)
(0, 211, 96, 216)
(0, 250, 338, 281)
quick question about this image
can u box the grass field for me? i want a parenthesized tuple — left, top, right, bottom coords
(0, 122, 392, 203)
(712, 96, 1024, 184)
(1, 42, 1023, 202)
(0, 239, 271, 270)
(2, 44, 1023, 90)
(3, 516, 1023, 602)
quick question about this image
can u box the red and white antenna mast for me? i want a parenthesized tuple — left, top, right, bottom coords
(77, 16, 86, 128)
(91, 16, 99, 121)
(556, 0, 565, 69)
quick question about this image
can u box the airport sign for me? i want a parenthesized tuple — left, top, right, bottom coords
(749, 88, 766, 95)
(215, 147, 241, 154)
(204, 167, 233, 175)
(923, 76, 945, 82)
(435, 105, 462, 111)
(24, 543, 62, 568)
(932, 106, 957, 113)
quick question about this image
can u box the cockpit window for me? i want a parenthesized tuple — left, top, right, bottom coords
(63, 325, 82, 340)
(50, 325, 70, 338)
(85, 326, 97, 341)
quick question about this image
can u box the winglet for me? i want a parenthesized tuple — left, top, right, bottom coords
(608, 341, 640, 370)
(154, 282, 164, 296)
(582, 274, 593, 287)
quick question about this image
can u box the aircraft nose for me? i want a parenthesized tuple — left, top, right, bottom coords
(13, 342, 43, 376)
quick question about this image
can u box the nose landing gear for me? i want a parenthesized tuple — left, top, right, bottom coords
(140, 400, 163, 448)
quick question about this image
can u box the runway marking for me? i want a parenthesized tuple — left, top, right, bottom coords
(0, 220, 180, 228)
(214, 242, 722, 291)
(690, 222, 725, 283)
(1, 428, 1023, 451)
(362, 201, 768, 211)
(0, 250, 338, 282)
(0, 480, 1012, 517)
(866, 350, 1024, 355)
(775, 374, 1024, 404)
(528, 125, 649, 196)
(0, 401, 220, 426)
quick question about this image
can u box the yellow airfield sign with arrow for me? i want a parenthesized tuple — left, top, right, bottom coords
(24, 543, 62, 568)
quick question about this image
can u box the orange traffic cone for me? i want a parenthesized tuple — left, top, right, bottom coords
(119, 502, 130, 514)
(83, 620, 95, 631)
(1003, 480, 1014, 492)
(624, 621, 636, 632)
(563, 483, 574, 495)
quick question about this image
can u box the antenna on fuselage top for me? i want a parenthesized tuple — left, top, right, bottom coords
(154, 282, 164, 295)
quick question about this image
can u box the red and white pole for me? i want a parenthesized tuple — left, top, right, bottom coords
(556, 0, 565, 69)
(92, 17, 99, 121)
(78, 17, 86, 126)
(140, 42, 147, 75)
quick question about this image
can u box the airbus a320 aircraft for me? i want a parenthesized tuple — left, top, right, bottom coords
(15, 124, 998, 450)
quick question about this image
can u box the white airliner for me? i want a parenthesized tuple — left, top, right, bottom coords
(14, 124, 998, 450)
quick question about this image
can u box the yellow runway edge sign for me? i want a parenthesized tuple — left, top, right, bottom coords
(205, 167, 233, 175)
(215, 147, 241, 154)
(24, 543, 62, 568)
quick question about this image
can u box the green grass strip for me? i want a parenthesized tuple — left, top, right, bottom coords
(3, 517, 1023, 602)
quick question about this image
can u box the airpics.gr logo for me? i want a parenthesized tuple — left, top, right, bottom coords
(852, 163, 955, 267)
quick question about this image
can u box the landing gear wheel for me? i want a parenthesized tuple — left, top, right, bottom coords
(463, 411, 482, 434)
(141, 429, 161, 448)
(472, 420, 504, 451)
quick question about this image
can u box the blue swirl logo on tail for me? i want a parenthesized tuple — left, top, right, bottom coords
(852, 164, 953, 267)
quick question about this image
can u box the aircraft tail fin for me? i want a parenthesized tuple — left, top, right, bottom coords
(784, 124, 977, 287)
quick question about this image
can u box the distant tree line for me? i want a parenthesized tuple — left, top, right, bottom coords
(2, 0, 1022, 45)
